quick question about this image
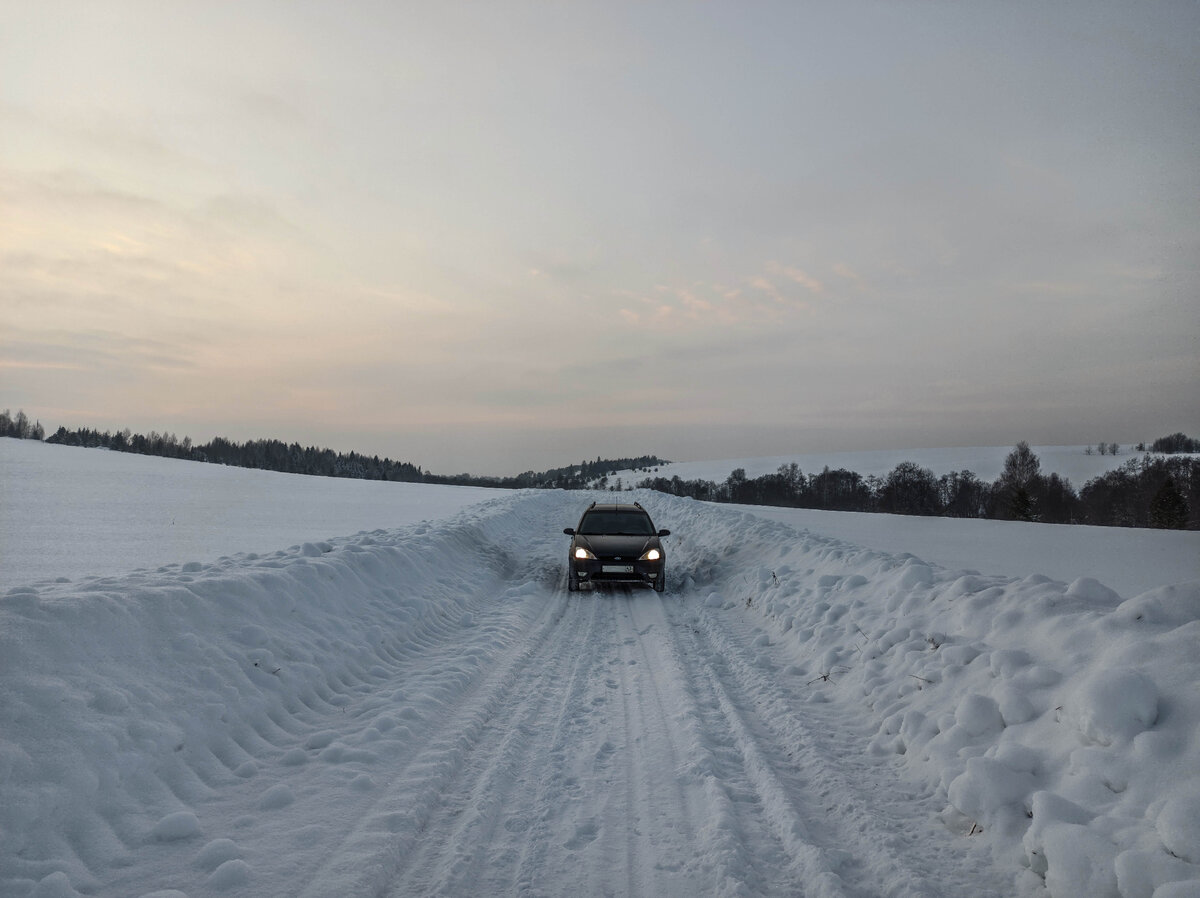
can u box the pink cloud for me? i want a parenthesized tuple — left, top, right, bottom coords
(768, 261, 824, 294)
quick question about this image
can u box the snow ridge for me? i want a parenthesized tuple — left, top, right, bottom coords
(696, 503, 1200, 897)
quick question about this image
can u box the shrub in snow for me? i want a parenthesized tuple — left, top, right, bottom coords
(1066, 669, 1159, 746)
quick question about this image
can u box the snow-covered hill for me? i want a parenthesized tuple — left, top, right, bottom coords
(0, 438, 508, 592)
(2, 440, 1199, 898)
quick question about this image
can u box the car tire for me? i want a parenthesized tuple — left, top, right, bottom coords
(654, 575, 665, 593)
(568, 575, 578, 593)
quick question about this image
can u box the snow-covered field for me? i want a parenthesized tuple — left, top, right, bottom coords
(3, 439, 1199, 898)
(0, 439, 508, 592)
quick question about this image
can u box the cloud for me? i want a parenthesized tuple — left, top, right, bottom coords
(768, 262, 824, 294)
(833, 263, 861, 282)
(749, 276, 784, 304)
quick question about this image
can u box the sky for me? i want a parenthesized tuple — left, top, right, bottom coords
(2, 1, 1198, 475)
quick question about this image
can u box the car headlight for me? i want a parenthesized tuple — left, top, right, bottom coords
(639, 548, 662, 561)
(574, 546, 596, 560)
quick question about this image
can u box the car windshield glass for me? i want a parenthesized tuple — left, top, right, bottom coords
(578, 512, 654, 535)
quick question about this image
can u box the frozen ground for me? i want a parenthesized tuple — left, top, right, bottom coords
(2, 440, 1199, 898)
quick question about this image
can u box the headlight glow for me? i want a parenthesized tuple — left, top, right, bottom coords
(574, 546, 596, 560)
(639, 548, 662, 561)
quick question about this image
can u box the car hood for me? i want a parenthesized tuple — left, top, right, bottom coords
(578, 534, 656, 556)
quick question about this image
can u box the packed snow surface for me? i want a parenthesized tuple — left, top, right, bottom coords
(2, 441, 1199, 898)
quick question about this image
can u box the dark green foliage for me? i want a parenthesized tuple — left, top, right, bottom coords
(938, 470, 990, 518)
(425, 455, 667, 489)
(989, 442, 1080, 522)
(46, 426, 426, 482)
(1150, 478, 1189, 529)
(634, 443, 1195, 530)
(879, 461, 940, 516)
(1079, 456, 1198, 529)
(41, 421, 666, 491)
(1150, 433, 1200, 454)
(0, 409, 44, 441)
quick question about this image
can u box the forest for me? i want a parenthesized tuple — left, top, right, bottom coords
(12, 412, 663, 492)
(632, 440, 1198, 530)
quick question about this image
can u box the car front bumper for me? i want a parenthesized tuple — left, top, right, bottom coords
(570, 557, 664, 588)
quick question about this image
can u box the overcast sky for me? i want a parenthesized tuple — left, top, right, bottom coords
(3, 1, 1198, 474)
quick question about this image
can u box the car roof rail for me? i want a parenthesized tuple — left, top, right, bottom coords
(633, 501, 643, 510)
(588, 500, 597, 508)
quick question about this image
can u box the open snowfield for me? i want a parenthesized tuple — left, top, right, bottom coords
(3, 439, 1200, 898)
(0, 439, 508, 593)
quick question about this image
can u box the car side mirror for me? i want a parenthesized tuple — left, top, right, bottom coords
(658, 529, 671, 537)
(563, 528, 575, 536)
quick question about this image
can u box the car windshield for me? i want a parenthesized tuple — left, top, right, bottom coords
(578, 511, 654, 535)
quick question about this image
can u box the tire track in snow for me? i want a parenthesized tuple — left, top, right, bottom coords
(561, 591, 706, 897)
(640, 593, 829, 896)
(503, 589, 634, 896)
(676, 598, 1009, 898)
(296, 573, 577, 898)
(382, 588, 606, 896)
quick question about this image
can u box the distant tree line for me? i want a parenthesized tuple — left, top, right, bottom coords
(633, 440, 1199, 530)
(8, 408, 1195, 528)
(0, 409, 45, 441)
(44, 425, 427, 481)
(1150, 432, 1200, 454)
(35, 416, 666, 490)
(431, 456, 666, 490)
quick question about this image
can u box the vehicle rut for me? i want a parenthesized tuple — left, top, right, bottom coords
(304, 571, 1008, 898)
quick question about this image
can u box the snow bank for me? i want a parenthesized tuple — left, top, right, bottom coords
(0, 491, 556, 897)
(659, 497, 1200, 897)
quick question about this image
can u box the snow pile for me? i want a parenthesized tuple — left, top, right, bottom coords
(0, 491, 557, 897)
(673, 500, 1200, 898)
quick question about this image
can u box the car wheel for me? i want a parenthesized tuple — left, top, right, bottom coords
(568, 575, 578, 593)
(654, 575, 665, 593)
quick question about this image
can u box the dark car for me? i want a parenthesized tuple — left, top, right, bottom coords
(563, 502, 670, 592)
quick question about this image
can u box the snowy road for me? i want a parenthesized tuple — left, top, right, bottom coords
(170, 574, 1007, 898)
(318, 583, 1006, 898)
(4, 458, 1199, 897)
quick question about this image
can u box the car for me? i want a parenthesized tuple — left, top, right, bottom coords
(563, 501, 670, 593)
